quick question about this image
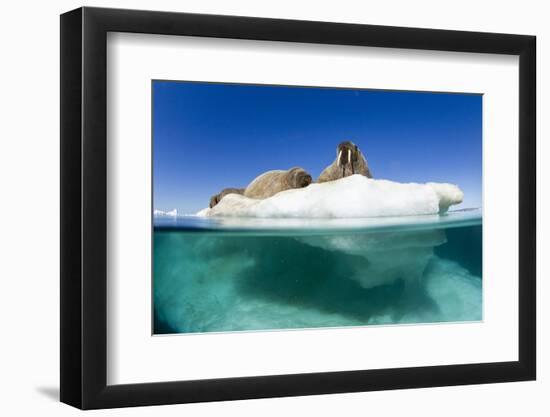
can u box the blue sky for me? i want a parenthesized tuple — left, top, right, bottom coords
(153, 81, 482, 213)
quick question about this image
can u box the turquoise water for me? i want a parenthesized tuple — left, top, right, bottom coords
(153, 210, 482, 334)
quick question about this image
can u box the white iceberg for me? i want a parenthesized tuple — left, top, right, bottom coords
(198, 175, 463, 219)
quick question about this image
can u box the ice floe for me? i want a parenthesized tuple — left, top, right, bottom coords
(198, 175, 463, 219)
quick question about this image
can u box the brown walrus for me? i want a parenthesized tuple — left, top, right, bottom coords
(209, 167, 312, 208)
(209, 187, 245, 208)
(317, 141, 372, 183)
(244, 167, 312, 199)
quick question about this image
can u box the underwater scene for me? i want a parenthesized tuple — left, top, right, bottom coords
(153, 210, 482, 334)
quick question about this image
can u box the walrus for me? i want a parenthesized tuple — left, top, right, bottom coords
(244, 167, 312, 199)
(209, 167, 312, 207)
(209, 187, 245, 208)
(317, 141, 372, 183)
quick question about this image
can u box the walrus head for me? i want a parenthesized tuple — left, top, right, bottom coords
(336, 141, 359, 171)
(334, 141, 372, 179)
(287, 167, 313, 189)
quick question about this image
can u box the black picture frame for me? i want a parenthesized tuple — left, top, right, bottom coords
(60, 6, 536, 410)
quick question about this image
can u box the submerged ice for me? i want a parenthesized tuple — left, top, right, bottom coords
(298, 229, 447, 289)
(198, 175, 463, 219)
(153, 219, 482, 334)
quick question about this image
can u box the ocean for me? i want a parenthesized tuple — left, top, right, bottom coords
(153, 210, 482, 334)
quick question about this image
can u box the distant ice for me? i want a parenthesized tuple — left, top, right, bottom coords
(198, 175, 463, 219)
(154, 208, 178, 217)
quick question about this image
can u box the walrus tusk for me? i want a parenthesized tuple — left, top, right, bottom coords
(348, 149, 351, 164)
(337, 150, 342, 166)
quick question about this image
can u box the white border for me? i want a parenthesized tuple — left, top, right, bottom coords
(106, 33, 519, 385)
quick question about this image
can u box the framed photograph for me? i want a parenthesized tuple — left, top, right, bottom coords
(60, 7, 536, 409)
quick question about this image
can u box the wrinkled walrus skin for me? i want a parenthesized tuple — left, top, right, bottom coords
(244, 167, 312, 199)
(317, 141, 372, 183)
(209, 167, 312, 208)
